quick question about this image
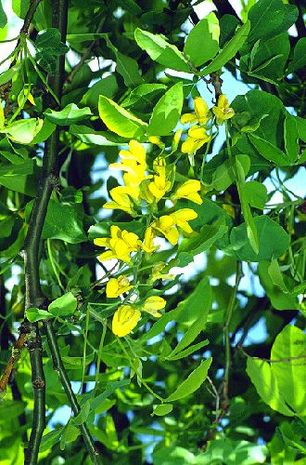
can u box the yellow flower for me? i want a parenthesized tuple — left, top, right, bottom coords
(172, 129, 183, 151)
(109, 140, 148, 194)
(143, 296, 166, 317)
(148, 136, 164, 148)
(103, 186, 138, 216)
(152, 215, 179, 245)
(170, 208, 198, 234)
(142, 226, 158, 253)
(212, 94, 235, 124)
(172, 180, 202, 205)
(94, 225, 141, 263)
(152, 208, 198, 245)
(106, 275, 133, 298)
(181, 97, 210, 125)
(119, 140, 146, 166)
(181, 126, 211, 155)
(147, 157, 171, 203)
(112, 304, 141, 337)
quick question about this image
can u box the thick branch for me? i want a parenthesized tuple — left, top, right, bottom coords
(23, 1, 68, 463)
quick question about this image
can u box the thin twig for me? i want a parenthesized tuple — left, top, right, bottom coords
(44, 320, 103, 465)
(222, 262, 242, 409)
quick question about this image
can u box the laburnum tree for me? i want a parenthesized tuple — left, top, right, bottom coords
(0, 0, 305, 464)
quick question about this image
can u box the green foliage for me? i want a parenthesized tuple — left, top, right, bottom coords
(0, 0, 305, 464)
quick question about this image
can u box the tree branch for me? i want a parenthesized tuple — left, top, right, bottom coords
(44, 321, 103, 465)
(23, 1, 68, 463)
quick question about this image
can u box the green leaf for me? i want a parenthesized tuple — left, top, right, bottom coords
(98, 95, 147, 138)
(70, 125, 124, 146)
(148, 82, 183, 136)
(248, 133, 289, 166)
(115, 51, 143, 87)
(48, 292, 78, 317)
(0, 119, 43, 144)
(247, 358, 294, 416)
(0, 1, 7, 28)
(230, 216, 289, 262)
(152, 404, 173, 416)
(288, 37, 306, 73)
(247, 0, 298, 45)
(184, 13, 219, 67)
(247, 325, 306, 417)
(31, 121, 56, 146)
(197, 439, 267, 465)
(60, 423, 80, 449)
(41, 199, 86, 243)
(165, 358, 212, 402)
(12, 0, 29, 18)
(26, 307, 52, 322)
(165, 314, 208, 359)
(258, 262, 299, 310)
(0, 66, 19, 86)
(153, 446, 196, 465)
(271, 325, 306, 417)
(134, 28, 190, 72)
(40, 428, 65, 453)
(45, 103, 92, 126)
(35, 28, 69, 72)
(82, 76, 118, 109)
(176, 223, 228, 266)
(165, 340, 209, 361)
(200, 21, 250, 75)
(243, 181, 267, 209)
(0, 159, 33, 177)
(121, 83, 166, 108)
(284, 113, 299, 163)
(241, 33, 290, 82)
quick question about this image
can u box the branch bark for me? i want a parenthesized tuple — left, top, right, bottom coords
(23, 1, 68, 464)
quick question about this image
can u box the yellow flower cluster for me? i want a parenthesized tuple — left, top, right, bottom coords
(93, 93, 234, 338)
(180, 94, 234, 155)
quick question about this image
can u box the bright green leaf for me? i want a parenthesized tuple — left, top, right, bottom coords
(45, 103, 92, 126)
(184, 13, 219, 67)
(48, 292, 78, 317)
(148, 82, 183, 136)
(200, 21, 250, 75)
(165, 358, 212, 402)
(98, 95, 147, 138)
(134, 28, 190, 72)
(153, 404, 173, 416)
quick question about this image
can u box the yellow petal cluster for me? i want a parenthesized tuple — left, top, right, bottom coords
(181, 97, 210, 125)
(143, 296, 166, 317)
(146, 157, 172, 203)
(172, 179, 202, 205)
(112, 305, 141, 337)
(152, 208, 198, 245)
(106, 275, 133, 298)
(212, 94, 235, 125)
(94, 225, 141, 263)
(103, 186, 137, 216)
(181, 126, 211, 155)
